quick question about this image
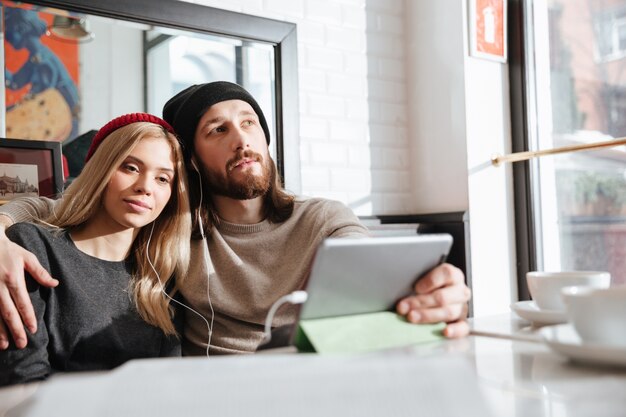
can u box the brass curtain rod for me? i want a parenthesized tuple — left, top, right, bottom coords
(491, 136, 626, 166)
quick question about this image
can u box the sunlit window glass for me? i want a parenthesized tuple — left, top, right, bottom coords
(529, 0, 626, 284)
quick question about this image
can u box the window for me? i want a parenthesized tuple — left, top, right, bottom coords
(594, 6, 626, 61)
(511, 0, 626, 298)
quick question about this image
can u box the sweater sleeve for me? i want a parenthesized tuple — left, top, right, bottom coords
(0, 196, 58, 225)
(322, 200, 370, 238)
(0, 224, 53, 386)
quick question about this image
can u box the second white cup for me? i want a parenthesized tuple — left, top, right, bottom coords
(561, 285, 626, 346)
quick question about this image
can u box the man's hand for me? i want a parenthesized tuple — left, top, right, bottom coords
(0, 233, 58, 349)
(396, 263, 471, 338)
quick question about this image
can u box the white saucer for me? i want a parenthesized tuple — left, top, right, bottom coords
(510, 300, 567, 325)
(540, 323, 626, 367)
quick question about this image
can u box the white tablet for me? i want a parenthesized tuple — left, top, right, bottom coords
(299, 234, 453, 320)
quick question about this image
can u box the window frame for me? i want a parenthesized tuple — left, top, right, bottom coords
(509, 0, 535, 301)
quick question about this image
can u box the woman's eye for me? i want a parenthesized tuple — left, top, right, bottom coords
(157, 176, 171, 184)
(243, 120, 254, 127)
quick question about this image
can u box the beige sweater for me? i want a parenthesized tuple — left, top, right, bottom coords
(0, 197, 368, 355)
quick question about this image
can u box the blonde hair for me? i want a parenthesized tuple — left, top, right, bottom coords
(46, 122, 191, 335)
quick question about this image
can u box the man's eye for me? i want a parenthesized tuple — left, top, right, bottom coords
(243, 120, 254, 127)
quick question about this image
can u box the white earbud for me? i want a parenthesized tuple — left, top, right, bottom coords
(191, 157, 200, 172)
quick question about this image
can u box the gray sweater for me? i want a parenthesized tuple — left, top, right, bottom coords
(0, 223, 181, 386)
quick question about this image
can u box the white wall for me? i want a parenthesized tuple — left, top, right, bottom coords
(80, 18, 143, 135)
(405, 0, 516, 315)
(188, 0, 412, 215)
(184, 0, 517, 314)
(405, 1, 469, 214)
(460, 9, 518, 315)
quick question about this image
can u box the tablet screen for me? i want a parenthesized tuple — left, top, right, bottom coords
(299, 234, 453, 320)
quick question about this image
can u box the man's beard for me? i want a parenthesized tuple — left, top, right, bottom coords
(202, 149, 272, 200)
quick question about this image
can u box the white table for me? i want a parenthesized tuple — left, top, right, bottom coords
(1, 314, 625, 417)
(469, 313, 626, 417)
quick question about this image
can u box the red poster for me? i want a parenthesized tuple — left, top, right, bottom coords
(469, 0, 507, 63)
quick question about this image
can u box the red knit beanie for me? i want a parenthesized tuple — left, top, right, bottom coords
(85, 113, 176, 162)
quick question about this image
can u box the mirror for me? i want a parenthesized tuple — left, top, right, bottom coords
(1, 0, 300, 190)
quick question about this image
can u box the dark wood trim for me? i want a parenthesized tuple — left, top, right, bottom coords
(144, 34, 172, 51)
(25, 0, 300, 190)
(508, 0, 534, 301)
(235, 46, 244, 86)
(27, 0, 295, 42)
(275, 25, 300, 189)
(373, 211, 468, 224)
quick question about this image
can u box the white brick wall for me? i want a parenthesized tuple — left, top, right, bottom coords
(188, 0, 411, 215)
(185, 0, 518, 317)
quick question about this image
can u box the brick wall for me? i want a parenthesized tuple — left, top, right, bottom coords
(187, 0, 411, 215)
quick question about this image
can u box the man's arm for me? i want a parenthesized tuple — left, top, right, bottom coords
(0, 198, 59, 349)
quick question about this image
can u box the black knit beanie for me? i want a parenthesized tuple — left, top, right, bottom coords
(162, 81, 271, 160)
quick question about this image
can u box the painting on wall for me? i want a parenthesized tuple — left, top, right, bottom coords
(468, 0, 507, 63)
(3, 1, 80, 142)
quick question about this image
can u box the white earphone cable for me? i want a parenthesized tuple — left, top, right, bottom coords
(194, 160, 215, 356)
(147, 222, 213, 358)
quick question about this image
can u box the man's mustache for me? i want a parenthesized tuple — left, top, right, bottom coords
(226, 150, 263, 172)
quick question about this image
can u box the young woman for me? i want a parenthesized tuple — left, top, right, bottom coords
(0, 113, 191, 386)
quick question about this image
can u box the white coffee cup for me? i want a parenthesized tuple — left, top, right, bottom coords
(526, 271, 610, 311)
(561, 285, 626, 347)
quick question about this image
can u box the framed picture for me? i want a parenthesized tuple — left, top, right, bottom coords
(0, 138, 64, 204)
(468, 0, 507, 63)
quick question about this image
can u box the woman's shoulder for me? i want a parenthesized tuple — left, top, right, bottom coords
(7, 222, 52, 235)
(6, 222, 56, 245)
